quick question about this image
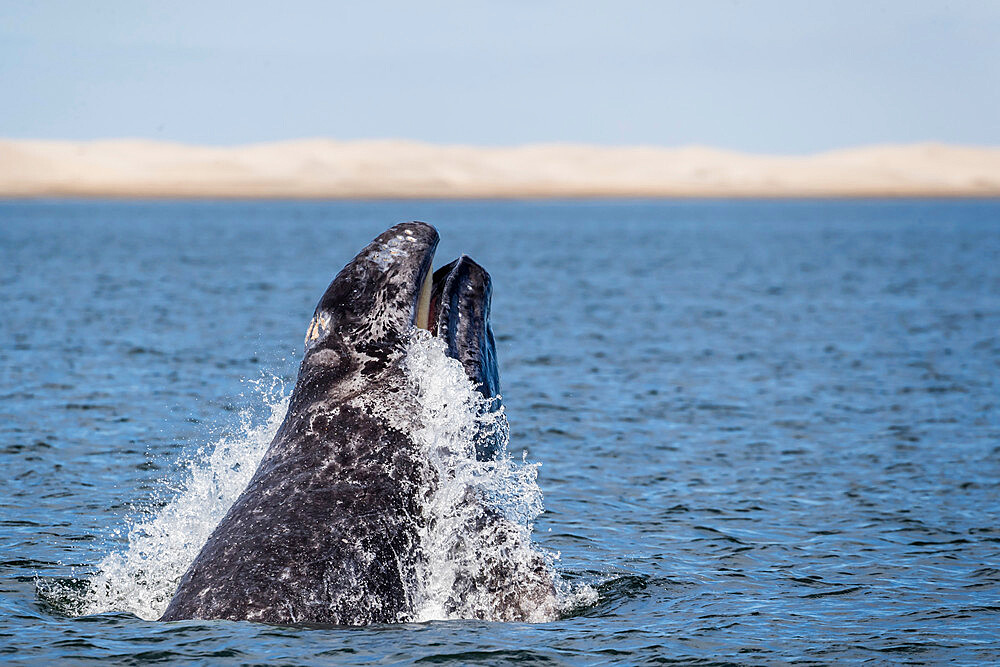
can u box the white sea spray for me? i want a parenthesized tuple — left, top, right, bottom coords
(402, 331, 566, 622)
(79, 378, 289, 621)
(54, 334, 590, 622)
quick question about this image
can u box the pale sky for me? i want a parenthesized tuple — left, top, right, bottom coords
(1, 0, 998, 153)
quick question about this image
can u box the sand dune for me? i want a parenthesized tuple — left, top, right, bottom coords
(1, 138, 998, 198)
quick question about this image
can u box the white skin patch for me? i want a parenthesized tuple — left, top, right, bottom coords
(309, 348, 340, 367)
(305, 311, 332, 346)
(369, 235, 415, 270)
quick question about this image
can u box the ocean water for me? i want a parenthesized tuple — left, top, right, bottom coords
(1, 199, 999, 664)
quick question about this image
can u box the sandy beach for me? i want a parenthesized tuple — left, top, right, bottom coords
(1, 138, 998, 199)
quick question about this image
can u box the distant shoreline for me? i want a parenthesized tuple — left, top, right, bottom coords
(5, 193, 1000, 203)
(2, 138, 999, 199)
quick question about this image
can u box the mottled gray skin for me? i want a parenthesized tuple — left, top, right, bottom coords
(160, 222, 438, 625)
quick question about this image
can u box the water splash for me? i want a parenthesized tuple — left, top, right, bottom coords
(78, 378, 290, 621)
(48, 336, 588, 623)
(403, 331, 566, 622)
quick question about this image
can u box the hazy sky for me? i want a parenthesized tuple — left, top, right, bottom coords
(2, 1, 998, 153)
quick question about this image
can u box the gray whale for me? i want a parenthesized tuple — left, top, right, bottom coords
(160, 222, 552, 624)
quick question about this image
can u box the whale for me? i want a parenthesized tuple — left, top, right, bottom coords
(159, 221, 552, 624)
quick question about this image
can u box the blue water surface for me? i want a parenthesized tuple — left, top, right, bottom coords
(1, 199, 999, 664)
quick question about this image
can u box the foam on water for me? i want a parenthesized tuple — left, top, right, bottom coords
(77, 380, 290, 621)
(51, 334, 586, 623)
(403, 331, 566, 622)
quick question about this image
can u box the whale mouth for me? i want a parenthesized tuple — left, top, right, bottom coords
(416, 256, 489, 340)
(424, 257, 492, 340)
(416, 267, 434, 331)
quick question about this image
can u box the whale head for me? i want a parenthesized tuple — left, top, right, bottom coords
(293, 221, 500, 435)
(304, 221, 438, 358)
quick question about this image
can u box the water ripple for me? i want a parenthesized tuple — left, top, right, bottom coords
(3, 199, 1000, 663)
